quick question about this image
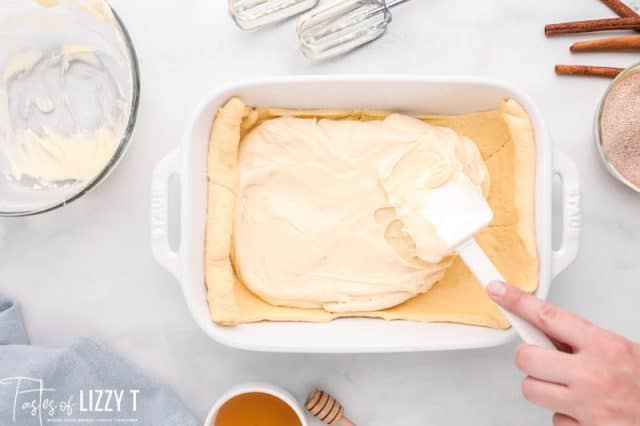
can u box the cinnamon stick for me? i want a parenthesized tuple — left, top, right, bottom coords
(571, 35, 640, 51)
(555, 64, 624, 78)
(601, 0, 639, 17)
(545, 17, 640, 36)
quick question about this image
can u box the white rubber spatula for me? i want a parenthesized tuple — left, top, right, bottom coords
(423, 181, 555, 349)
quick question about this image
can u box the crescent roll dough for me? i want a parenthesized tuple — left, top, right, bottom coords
(205, 98, 538, 328)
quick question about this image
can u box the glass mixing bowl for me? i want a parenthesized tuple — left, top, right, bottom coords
(595, 61, 640, 193)
(0, 0, 140, 216)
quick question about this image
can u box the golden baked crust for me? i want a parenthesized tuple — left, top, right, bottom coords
(205, 98, 539, 328)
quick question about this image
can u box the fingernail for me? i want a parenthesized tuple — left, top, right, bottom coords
(487, 281, 507, 299)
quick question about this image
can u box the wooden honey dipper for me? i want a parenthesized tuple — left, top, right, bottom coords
(305, 389, 355, 426)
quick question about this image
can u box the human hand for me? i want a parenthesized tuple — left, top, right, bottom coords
(487, 281, 640, 426)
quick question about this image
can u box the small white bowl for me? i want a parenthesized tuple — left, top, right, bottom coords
(203, 382, 308, 426)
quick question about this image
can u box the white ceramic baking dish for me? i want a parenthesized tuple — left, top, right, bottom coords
(151, 76, 581, 353)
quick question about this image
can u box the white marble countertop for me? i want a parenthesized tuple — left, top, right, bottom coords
(2, 1, 640, 425)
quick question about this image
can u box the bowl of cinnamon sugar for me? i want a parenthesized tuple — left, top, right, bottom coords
(597, 62, 640, 192)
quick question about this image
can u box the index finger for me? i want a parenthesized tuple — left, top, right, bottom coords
(487, 281, 597, 350)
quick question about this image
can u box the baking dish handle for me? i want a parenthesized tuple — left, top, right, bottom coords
(151, 149, 181, 279)
(552, 151, 581, 278)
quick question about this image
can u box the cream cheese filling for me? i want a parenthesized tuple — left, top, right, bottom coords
(8, 126, 118, 181)
(233, 114, 490, 313)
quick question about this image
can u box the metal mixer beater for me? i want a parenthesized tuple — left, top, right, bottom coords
(229, 0, 411, 60)
(298, 0, 411, 61)
(229, 0, 319, 30)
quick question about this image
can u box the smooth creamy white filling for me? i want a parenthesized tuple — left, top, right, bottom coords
(233, 114, 489, 312)
(379, 114, 490, 263)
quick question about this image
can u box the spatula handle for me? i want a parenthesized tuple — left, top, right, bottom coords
(458, 240, 556, 350)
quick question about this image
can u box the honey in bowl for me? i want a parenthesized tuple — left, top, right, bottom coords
(214, 392, 302, 426)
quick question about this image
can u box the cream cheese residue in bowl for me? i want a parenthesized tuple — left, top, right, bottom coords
(0, 0, 138, 215)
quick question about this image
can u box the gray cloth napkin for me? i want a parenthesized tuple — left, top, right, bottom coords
(0, 296, 199, 426)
